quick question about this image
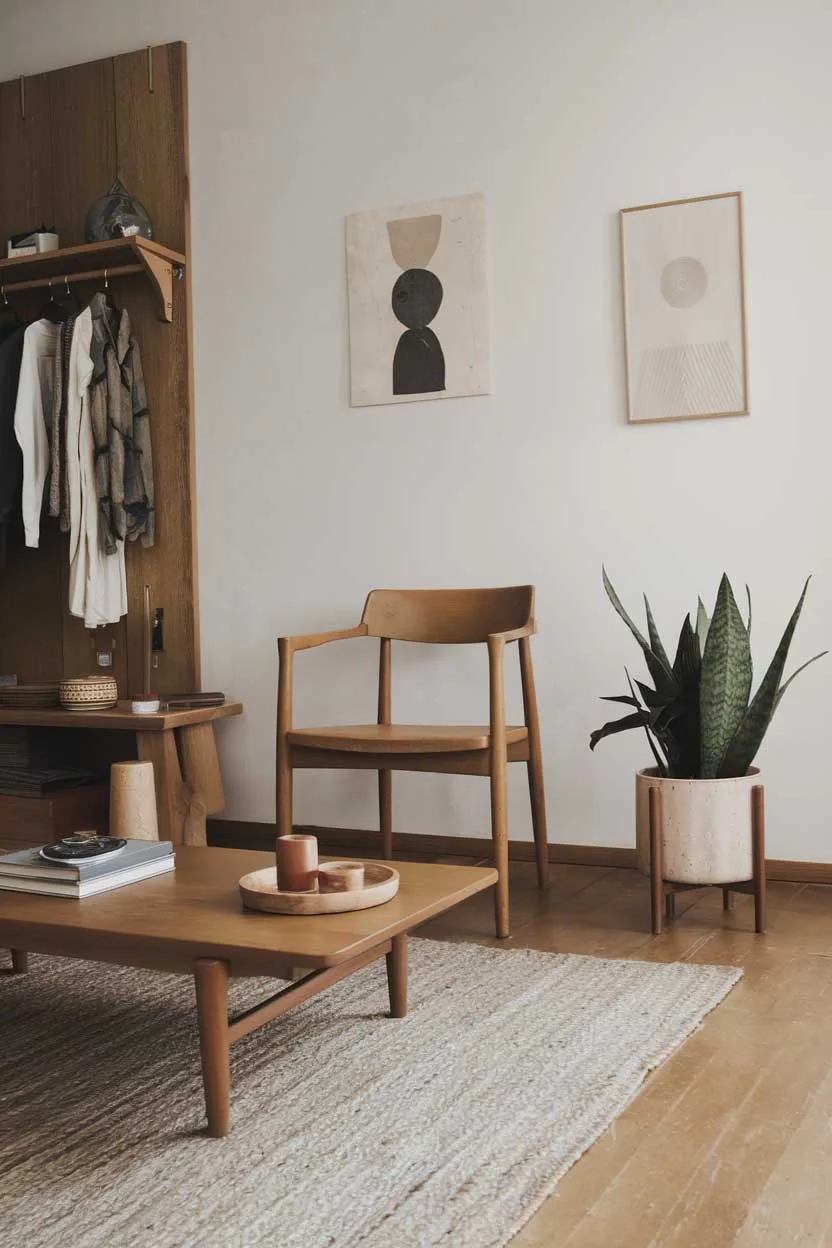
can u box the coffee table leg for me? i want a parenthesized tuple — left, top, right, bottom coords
(194, 958, 230, 1137)
(386, 934, 408, 1018)
(11, 950, 28, 973)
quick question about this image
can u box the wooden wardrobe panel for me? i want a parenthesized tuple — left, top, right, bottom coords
(0, 522, 64, 682)
(0, 43, 198, 697)
(0, 73, 53, 244)
(113, 44, 187, 254)
(120, 276, 197, 697)
(48, 58, 117, 248)
(112, 42, 196, 696)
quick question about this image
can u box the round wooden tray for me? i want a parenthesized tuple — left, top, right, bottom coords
(239, 862, 400, 915)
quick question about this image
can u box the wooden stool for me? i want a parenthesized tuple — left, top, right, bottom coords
(648, 783, 766, 935)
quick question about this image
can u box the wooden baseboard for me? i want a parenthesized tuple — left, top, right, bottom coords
(206, 819, 832, 885)
(206, 819, 637, 869)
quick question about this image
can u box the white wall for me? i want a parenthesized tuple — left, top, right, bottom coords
(2, 0, 831, 859)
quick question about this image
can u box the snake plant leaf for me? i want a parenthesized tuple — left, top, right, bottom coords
(699, 574, 753, 778)
(745, 585, 752, 640)
(774, 650, 829, 711)
(589, 710, 652, 752)
(696, 598, 710, 654)
(600, 694, 642, 706)
(636, 680, 674, 709)
(673, 613, 700, 684)
(602, 568, 677, 693)
(718, 578, 813, 778)
(644, 595, 672, 674)
(625, 668, 668, 775)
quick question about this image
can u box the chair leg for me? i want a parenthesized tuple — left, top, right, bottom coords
(526, 752, 549, 890)
(519, 636, 549, 889)
(276, 750, 293, 840)
(379, 770, 393, 860)
(490, 756, 510, 939)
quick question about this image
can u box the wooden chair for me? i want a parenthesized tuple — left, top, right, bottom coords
(276, 586, 549, 938)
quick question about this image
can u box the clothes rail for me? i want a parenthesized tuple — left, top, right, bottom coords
(0, 265, 144, 295)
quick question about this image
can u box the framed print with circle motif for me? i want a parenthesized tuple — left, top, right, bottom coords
(619, 192, 749, 424)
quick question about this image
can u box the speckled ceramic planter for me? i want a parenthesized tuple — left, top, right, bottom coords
(635, 767, 761, 884)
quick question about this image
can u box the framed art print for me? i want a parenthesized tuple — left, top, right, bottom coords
(346, 192, 491, 407)
(619, 192, 749, 424)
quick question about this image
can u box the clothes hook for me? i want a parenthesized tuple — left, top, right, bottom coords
(1, 286, 7, 306)
(64, 275, 71, 297)
(104, 269, 109, 291)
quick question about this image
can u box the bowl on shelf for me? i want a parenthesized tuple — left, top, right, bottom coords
(0, 682, 60, 708)
(59, 676, 119, 712)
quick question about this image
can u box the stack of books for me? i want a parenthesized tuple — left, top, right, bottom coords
(0, 839, 175, 897)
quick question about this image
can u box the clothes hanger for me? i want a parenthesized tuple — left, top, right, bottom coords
(0, 284, 22, 332)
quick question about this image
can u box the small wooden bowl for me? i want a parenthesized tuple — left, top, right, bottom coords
(239, 861, 399, 915)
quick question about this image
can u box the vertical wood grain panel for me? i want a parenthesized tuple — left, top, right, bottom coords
(0, 73, 53, 244)
(0, 74, 61, 682)
(113, 42, 196, 696)
(48, 58, 117, 248)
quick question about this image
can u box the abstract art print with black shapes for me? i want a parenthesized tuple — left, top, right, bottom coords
(346, 193, 491, 406)
(619, 192, 749, 423)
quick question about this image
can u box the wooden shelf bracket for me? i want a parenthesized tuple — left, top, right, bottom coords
(135, 245, 174, 322)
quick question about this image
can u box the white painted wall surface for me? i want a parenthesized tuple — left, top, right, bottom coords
(1, 0, 830, 858)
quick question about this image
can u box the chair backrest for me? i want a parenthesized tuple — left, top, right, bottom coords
(361, 586, 534, 644)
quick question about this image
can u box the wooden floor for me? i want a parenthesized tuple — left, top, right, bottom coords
(412, 854, 832, 1247)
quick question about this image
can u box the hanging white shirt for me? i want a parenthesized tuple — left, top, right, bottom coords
(13, 319, 58, 547)
(66, 308, 127, 628)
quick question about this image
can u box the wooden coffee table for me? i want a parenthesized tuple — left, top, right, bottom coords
(0, 846, 496, 1137)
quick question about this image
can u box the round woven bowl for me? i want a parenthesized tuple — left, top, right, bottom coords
(59, 675, 119, 711)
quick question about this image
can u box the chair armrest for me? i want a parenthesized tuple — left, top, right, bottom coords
(487, 622, 535, 644)
(280, 625, 368, 654)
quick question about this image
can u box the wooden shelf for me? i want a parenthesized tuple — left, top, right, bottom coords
(0, 700, 243, 732)
(0, 237, 186, 323)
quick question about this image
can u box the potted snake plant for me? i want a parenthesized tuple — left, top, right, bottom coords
(590, 571, 826, 883)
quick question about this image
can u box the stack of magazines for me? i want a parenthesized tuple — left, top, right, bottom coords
(0, 839, 175, 897)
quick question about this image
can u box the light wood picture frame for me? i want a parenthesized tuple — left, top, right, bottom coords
(619, 192, 749, 424)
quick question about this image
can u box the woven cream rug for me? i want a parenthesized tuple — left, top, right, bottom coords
(0, 941, 740, 1248)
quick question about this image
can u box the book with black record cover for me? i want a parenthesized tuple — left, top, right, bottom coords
(0, 836, 175, 897)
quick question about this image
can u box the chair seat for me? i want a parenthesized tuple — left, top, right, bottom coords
(287, 724, 529, 754)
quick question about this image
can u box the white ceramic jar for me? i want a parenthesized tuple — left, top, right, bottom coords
(635, 766, 761, 884)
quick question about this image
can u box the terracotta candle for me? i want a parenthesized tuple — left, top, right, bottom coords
(276, 834, 319, 892)
(318, 861, 365, 893)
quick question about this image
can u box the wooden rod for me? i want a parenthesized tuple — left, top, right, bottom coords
(227, 943, 389, 1043)
(752, 784, 767, 934)
(0, 265, 143, 297)
(142, 584, 153, 699)
(649, 785, 663, 935)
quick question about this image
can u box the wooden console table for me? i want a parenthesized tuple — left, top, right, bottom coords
(0, 702, 243, 847)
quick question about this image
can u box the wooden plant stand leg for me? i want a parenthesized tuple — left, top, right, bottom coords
(664, 892, 676, 921)
(386, 933, 408, 1018)
(752, 784, 767, 934)
(11, 950, 28, 973)
(649, 785, 663, 936)
(722, 887, 735, 911)
(194, 958, 230, 1138)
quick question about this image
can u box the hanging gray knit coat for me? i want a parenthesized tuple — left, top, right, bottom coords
(88, 292, 155, 554)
